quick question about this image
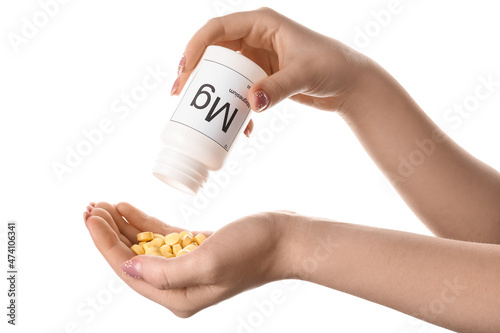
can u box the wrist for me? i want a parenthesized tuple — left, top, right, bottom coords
(276, 213, 344, 283)
(270, 211, 313, 281)
(337, 59, 386, 121)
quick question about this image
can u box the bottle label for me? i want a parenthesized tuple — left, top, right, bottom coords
(170, 59, 253, 151)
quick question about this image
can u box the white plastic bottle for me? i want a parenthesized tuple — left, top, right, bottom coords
(153, 46, 268, 194)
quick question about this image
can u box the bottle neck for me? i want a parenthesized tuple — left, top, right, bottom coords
(152, 147, 209, 195)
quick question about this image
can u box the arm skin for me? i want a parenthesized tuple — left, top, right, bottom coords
(338, 62, 500, 244)
(283, 212, 500, 333)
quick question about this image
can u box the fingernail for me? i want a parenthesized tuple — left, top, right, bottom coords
(177, 54, 186, 76)
(243, 127, 250, 137)
(86, 205, 93, 212)
(122, 259, 142, 279)
(254, 90, 269, 112)
(171, 77, 180, 96)
(89, 202, 95, 207)
(83, 212, 91, 223)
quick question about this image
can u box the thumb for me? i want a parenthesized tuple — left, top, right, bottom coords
(250, 63, 305, 112)
(122, 254, 205, 290)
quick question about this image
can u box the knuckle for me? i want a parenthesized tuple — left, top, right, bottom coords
(204, 16, 225, 39)
(274, 209, 297, 216)
(169, 296, 204, 318)
(258, 6, 276, 15)
(248, 211, 276, 223)
(173, 309, 196, 318)
(206, 16, 218, 26)
(206, 16, 222, 30)
(271, 210, 298, 226)
(268, 78, 289, 100)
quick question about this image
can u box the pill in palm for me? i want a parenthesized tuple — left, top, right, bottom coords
(172, 244, 182, 256)
(142, 242, 156, 251)
(153, 233, 165, 239)
(194, 233, 206, 245)
(179, 230, 193, 239)
(181, 234, 193, 247)
(159, 244, 172, 255)
(137, 232, 154, 242)
(150, 237, 164, 248)
(130, 244, 145, 255)
(164, 233, 181, 246)
(177, 248, 190, 256)
(185, 243, 198, 251)
(130, 230, 208, 258)
(145, 247, 162, 256)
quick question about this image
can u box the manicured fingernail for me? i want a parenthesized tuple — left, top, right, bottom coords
(254, 90, 269, 112)
(177, 54, 186, 76)
(243, 127, 250, 137)
(83, 212, 91, 223)
(89, 202, 95, 207)
(122, 260, 142, 279)
(171, 77, 180, 96)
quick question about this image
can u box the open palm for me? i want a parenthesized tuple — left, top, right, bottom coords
(84, 202, 288, 317)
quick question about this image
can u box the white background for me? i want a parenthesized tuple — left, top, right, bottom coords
(1, 0, 499, 332)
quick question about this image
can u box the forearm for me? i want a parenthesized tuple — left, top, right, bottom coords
(283, 213, 500, 333)
(340, 62, 500, 243)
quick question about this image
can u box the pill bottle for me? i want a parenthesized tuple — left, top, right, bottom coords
(152, 46, 268, 195)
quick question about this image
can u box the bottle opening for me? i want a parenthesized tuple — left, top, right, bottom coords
(152, 171, 198, 195)
(152, 147, 209, 195)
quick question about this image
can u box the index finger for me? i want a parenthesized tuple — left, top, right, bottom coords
(182, 8, 275, 74)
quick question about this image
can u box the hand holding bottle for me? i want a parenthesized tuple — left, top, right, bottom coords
(174, 7, 373, 117)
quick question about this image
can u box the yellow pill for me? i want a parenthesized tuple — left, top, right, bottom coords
(159, 244, 172, 255)
(184, 244, 197, 252)
(194, 233, 207, 245)
(181, 234, 193, 248)
(130, 244, 145, 255)
(145, 247, 162, 256)
(164, 233, 181, 246)
(163, 252, 175, 258)
(138, 241, 146, 246)
(142, 241, 157, 252)
(177, 248, 190, 256)
(179, 230, 193, 239)
(153, 233, 165, 239)
(172, 244, 182, 256)
(137, 232, 154, 242)
(150, 237, 164, 248)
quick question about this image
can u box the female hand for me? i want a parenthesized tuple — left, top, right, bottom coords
(173, 7, 373, 136)
(83, 202, 295, 317)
